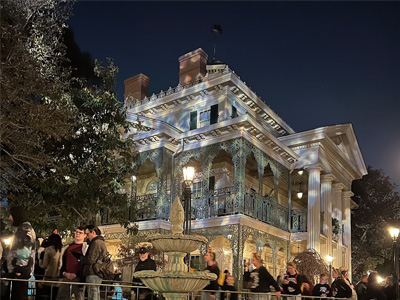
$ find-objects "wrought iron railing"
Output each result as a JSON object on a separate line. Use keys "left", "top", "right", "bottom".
{"left": 102, "top": 188, "right": 308, "bottom": 233}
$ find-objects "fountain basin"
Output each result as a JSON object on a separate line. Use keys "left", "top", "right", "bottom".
{"left": 147, "top": 234, "right": 208, "bottom": 253}
{"left": 134, "top": 270, "right": 217, "bottom": 293}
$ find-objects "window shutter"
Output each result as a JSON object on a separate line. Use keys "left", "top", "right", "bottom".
{"left": 209, "top": 176, "right": 215, "bottom": 191}
{"left": 190, "top": 111, "right": 197, "bottom": 130}
{"left": 210, "top": 104, "right": 218, "bottom": 124}
{"left": 232, "top": 105, "right": 237, "bottom": 118}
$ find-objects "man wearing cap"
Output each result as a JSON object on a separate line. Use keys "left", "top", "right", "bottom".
{"left": 133, "top": 247, "right": 156, "bottom": 300}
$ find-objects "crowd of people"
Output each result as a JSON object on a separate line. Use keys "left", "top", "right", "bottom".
{"left": 0, "top": 207, "right": 156, "bottom": 300}
{"left": 202, "top": 251, "right": 399, "bottom": 300}
{"left": 1, "top": 207, "right": 399, "bottom": 300}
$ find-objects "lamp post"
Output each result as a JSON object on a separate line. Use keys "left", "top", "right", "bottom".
{"left": 327, "top": 255, "right": 334, "bottom": 284}
{"left": 129, "top": 175, "right": 137, "bottom": 220}
{"left": 182, "top": 166, "right": 195, "bottom": 235}
{"left": 389, "top": 227, "right": 399, "bottom": 300}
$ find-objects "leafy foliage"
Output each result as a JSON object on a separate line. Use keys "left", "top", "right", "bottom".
{"left": 351, "top": 166, "right": 400, "bottom": 280}
{"left": 8, "top": 60, "right": 137, "bottom": 232}
{"left": 2, "top": 0, "right": 138, "bottom": 233}
{"left": 0, "top": 0, "right": 74, "bottom": 192}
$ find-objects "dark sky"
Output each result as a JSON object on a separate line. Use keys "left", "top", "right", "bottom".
{"left": 68, "top": 1, "right": 400, "bottom": 189}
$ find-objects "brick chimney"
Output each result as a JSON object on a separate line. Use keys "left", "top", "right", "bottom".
{"left": 178, "top": 48, "right": 208, "bottom": 85}
{"left": 124, "top": 73, "right": 149, "bottom": 100}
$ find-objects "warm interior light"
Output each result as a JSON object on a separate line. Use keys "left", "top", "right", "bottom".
{"left": 297, "top": 191, "right": 303, "bottom": 199}
{"left": 326, "top": 255, "right": 334, "bottom": 263}
{"left": 298, "top": 170, "right": 304, "bottom": 176}
{"left": 4, "top": 237, "right": 12, "bottom": 246}
{"left": 183, "top": 166, "right": 195, "bottom": 183}
{"left": 389, "top": 227, "right": 400, "bottom": 240}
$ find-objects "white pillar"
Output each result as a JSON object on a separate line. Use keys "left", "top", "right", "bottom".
{"left": 305, "top": 164, "right": 323, "bottom": 253}
{"left": 342, "top": 190, "right": 353, "bottom": 276}
{"left": 321, "top": 174, "right": 334, "bottom": 260}
{"left": 332, "top": 183, "right": 345, "bottom": 267}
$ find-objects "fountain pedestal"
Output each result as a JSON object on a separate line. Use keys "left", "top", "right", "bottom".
{"left": 134, "top": 197, "right": 217, "bottom": 300}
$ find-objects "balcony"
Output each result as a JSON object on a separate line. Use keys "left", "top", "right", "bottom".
{"left": 102, "top": 187, "right": 308, "bottom": 233}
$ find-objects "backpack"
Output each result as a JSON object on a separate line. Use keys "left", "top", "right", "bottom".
{"left": 93, "top": 252, "right": 116, "bottom": 280}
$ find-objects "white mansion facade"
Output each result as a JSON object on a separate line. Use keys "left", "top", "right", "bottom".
{"left": 100, "top": 48, "right": 367, "bottom": 285}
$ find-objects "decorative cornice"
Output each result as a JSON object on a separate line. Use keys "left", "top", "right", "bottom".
{"left": 304, "top": 163, "right": 324, "bottom": 172}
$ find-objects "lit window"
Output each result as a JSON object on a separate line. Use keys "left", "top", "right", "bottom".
{"left": 199, "top": 109, "right": 211, "bottom": 127}
{"left": 192, "top": 181, "right": 203, "bottom": 199}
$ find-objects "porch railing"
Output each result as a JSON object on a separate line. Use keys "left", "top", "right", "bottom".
{"left": 101, "top": 188, "right": 308, "bottom": 233}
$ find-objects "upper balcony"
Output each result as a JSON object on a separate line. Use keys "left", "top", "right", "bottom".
{"left": 101, "top": 187, "right": 307, "bottom": 233}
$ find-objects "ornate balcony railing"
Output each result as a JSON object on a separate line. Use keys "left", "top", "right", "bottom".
{"left": 291, "top": 208, "right": 307, "bottom": 232}
{"left": 102, "top": 188, "right": 308, "bottom": 233}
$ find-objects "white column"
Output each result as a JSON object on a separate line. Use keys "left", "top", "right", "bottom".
{"left": 332, "top": 183, "right": 345, "bottom": 267}
{"left": 342, "top": 190, "right": 353, "bottom": 276}
{"left": 321, "top": 175, "right": 334, "bottom": 260}
{"left": 305, "top": 164, "right": 323, "bottom": 253}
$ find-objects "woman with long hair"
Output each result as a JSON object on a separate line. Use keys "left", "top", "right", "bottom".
{"left": 244, "top": 252, "right": 281, "bottom": 300}
{"left": 282, "top": 261, "right": 306, "bottom": 296}
{"left": 38, "top": 233, "right": 63, "bottom": 300}
{"left": 202, "top": 248, "right": 220, "bottom": 300}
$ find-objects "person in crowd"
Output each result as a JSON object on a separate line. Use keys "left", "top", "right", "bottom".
{"left": 82, "top": 225, "right": 107, "bottom": 300}
{"left": 331, "top": 268, "right": 353, "bottom": 298}
{"left": 5, "top": 205, "right": 36, "bottom": 300}
{"left": 355, "top": 274, "right": 368, "bottom": 300}
{"left": 243, "top": 252, "right": 280, "bottom": 300}
{"left": 56, "top": 227, "right": 88, "bottom": 300}
{"left": 220, "top": 275, "right": 238, "bottom": 300}
{"left": 132, "top": 246, "right": 156, "bottom": 300}
{"left": 282, "top": 261, "right": 305, "bottom": 296}
{"left": 365, "top": 272, "right": 386, "bottom": 300}
{"left": 383, "top": 276, "right": 396, "bottom": 300}
{"left": 312, "top": 273, "right": 332, "bottom": 297}
{"left": 219, "top": 269, "right": 230, "bottom": 287}
{"left": 202, "top": 248, "right": 220, "bottom": 300}
{"left": 300, "top": 275, "right": 314, "bottom": 296}
{"left": 37, "top": 233, "right": 63, "bottom": 300}
{"left": 277, "top": 275, "right": 283, "bottom": 289}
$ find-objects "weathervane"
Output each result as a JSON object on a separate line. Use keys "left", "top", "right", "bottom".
{"left": 211, "top": 24, "right": 223, "bottom": 63}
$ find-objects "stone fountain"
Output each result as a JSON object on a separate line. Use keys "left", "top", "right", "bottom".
{"left": 134, "top": 196, "right": 217, "bottom": 300}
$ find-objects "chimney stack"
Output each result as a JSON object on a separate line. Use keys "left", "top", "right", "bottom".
{"left": 178, "top": 48, "right": 208, "bottom": 86}
{"left": 124, "top": 73, "right": 150, "bottom": 100}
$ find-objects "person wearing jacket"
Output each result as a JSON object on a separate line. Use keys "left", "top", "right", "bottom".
{"left": 56, "top": 227, "right": 88, "bottom": 300}
{"left": 202, "top": 249, "right": 220, "bottom": 300}
{"left": 82, "top": 225, "right": 107, "bottom": 300}
{"left": 365, "top": 272, "right": 386, "bottom": 300}
{"left": 282, "top": 262, "right": 305, "bottom": 296}
{"left": 37, "top": 233, "right": 63, "bottom": 300}
{"left": 5, "top": 205, "right": 36, "bottom": 300}
{"left": 244, "top": 252, "right": 280, "bottom": 300}
{"left": 132, "top": 246, "right": 156, "bottom": 300}
{"left": 332, "top": 269, "right": 353, "bottom": 298}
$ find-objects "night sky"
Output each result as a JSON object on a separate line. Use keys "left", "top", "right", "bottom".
{"left": 68, "top": 1, "right": 400, "bottom": 188}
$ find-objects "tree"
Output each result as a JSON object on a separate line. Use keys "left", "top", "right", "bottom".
{"left": 2, "top": 0, "right": 139, "bottom": 232}
{"left": 8, "top": 59, "right": 137, "bottom": 232}
{"left": 351, "top": 165, "right": 400, "bottom": 280}
{"left": 0, "top": 0, "right": 74, "bottom": 193}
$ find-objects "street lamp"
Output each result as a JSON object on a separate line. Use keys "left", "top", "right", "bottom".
{"left": 389, "top": 227, "right": 399, "bottom": 300}
{"left": 182, "top": 166, "right": 195, "bottom": 235}
{"left": 130, "top": 175, "right": 137, "bottom": 220}
{"left": 327, "top": 255, "right": 334, "bottom": 284}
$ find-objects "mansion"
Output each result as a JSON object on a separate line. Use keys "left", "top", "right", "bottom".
{"left": 100, "top": 48, "right": 367, "bottom": 286}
